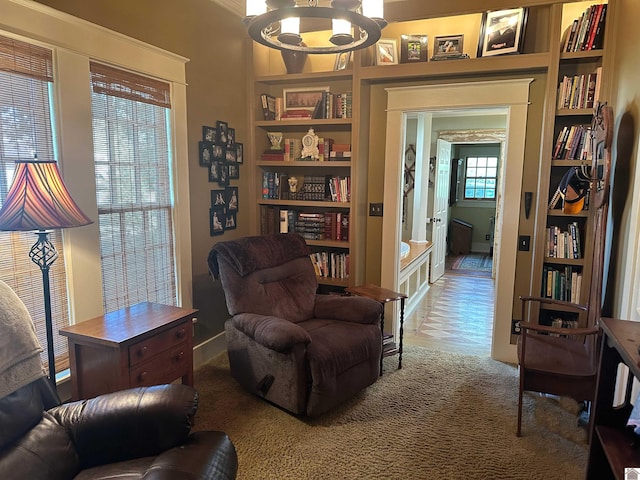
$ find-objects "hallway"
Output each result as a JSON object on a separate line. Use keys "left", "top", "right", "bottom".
{"left": 404, "top": 260, "right": 495, "bottom": 357}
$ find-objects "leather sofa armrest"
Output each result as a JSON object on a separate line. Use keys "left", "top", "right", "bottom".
{"left": 49, "top": 384, "right": 197, "bottom": 469}
{"left": 314, "top": 295, "right": 382, "bottom": 325}
{"left": 232, "top": 313, "right": 311, "bottom": 352}
{"left": 146, "top": 431, "right": 238, "bottom": 480}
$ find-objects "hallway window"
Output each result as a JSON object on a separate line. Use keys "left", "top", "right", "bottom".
{"left": 464, "top": 156, "right": 498, "bottom": 199}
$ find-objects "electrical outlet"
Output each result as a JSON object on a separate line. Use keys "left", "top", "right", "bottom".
{"left": 485, "top": 234, "right": 490, "bottom": 240}
{"left": 518, "top": 235, "right": 530, "bottom": 251}
{"left": 369, "top": 203, "right": 383, "bottom": 217}
{"left": 511, "top": 319, "right": 521, "bottom": 335}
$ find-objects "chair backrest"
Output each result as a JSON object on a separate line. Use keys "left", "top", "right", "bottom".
{"left": 208, "top": 233, "right": 318, "bottom": 322}
{"left": 586, "top": 102, "right": 613, "bottom": 327}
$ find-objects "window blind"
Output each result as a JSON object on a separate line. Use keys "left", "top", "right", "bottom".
{"left": 0, "top": 34, "right": 70, "bottom": 373}
{"left": 90, "top": 62, "right": 177, "bottom": 313}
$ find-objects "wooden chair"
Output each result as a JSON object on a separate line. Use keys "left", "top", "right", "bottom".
{"left": 517, "top": 102, "right": 613, "bottom": 437}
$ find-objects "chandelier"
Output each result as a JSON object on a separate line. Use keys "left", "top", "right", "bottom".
{"left": 245, "top": 0, "right": 387, "bottom": 54}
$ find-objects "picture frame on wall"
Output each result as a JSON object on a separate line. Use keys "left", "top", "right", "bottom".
{"left": 375, "top": 38, "right": 398, "bottom": 65}
{"left": 225, "top": 186, "right": 238, "bottom": 212}
{"left": 225, "top": 147, "right": 237, "bottom": 163}
{"left": 198, "top": 141, "right": 213, "bottom": 166}
{"left": 211, "top": 188, "right": 226, "bottom": 207}
{"left": 210, "top": 207, "right": 226, "bottom": 236}
{"left": 202, "top": 125, "right": 216, "bottom": 142}
{"left": 212, "top": 143, "right": 225, "bottom": 161}
{"left": 216, "top": 120, "right": 229, "bottom": 145}
{"left": 227, "top": 127, "right": 235, "bottom": 148}
{"left": 400, "top": 34, "right": 428, "bottom": 63}
{"left": 224, "top": 212, "right": 237, "bottom": 230}
{"left": 282, "top": 86, "right": 330, "bottom": 113}
{"left": 236, "top": 143, "right": 244, "bottom": 164}
{"left": 334, "top": 51, "right": 351, "bottom": 71}
{"left": 208, "top": 161, "right": 220, "bottom": 183}
{"left": 228, "top": 163, "right": 239, "bottom": 179}
{"left": 432, "top": 34, "right": 465, "bottom": 60}
{"left": 477, "top": 8, "right": 528, "bottom": 57}
{"left": 218, "top": 162, "right": 229, "bottom": 186}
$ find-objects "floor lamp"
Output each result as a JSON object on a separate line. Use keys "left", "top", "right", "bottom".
{"left": 0, "top": 159, "right": 92, "bottom": 391}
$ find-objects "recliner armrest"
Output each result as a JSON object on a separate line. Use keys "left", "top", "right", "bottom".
{"left": 314, "top": 294, "right": 382, "bottom": 325}
{"left": 231, "top": 313, "right": 311, "bottom": 352}
{"left": 49, "top": 384, "right": 197, "bottom": 469}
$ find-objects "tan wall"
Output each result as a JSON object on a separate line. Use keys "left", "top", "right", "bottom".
{"left": 34, "top": 0, "right": 250, "bottom": 343}
{"left": 609, "top": 0, "right": 640, "bottom": 318}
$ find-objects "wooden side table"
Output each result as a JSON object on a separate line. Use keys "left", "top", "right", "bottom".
{"left": 346, "top": 284, "right": 407, "bottom": 375}
{"left": 60, "top": 302, "right": 197, "bottom": 400}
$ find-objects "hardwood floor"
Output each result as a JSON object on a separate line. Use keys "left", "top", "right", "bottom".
{"left": 403, "top": 255, "right": 495, "bottom": 357}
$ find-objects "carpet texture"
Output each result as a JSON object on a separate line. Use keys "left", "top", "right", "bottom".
{"left": 193, "top": 345, "right": 587, "bottom": 479}
{"left": 451, "top": 253, "right": 493, "bottom": 273}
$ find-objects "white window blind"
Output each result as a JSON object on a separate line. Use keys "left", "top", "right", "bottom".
{"left": 90, "top": 62, "right": 177, "bottom": 313}
{"left": 0, "top": 34, "right": 71, "bottom": 372}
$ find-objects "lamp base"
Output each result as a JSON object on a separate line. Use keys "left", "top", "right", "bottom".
{"left": 281, "top": 44, "right": 308, "bottom": 74}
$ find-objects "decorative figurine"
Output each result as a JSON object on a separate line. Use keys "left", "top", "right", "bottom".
{"left": 301, "top": 128, "right": 319, "bottom": 160}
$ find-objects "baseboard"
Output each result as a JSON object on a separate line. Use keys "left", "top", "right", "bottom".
{"left": 193, "top": 332, "right": 227, "bottom": 369}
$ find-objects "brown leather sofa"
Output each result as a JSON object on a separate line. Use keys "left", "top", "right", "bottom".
{"left": 0, "top": 378, "right": 238, "bottom": 480}
{"left": 208, "top": 232, "right": 382, "bottom": 417}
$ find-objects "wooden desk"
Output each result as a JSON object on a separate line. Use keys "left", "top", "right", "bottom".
{"left": 587, "top": 318, "right": 640, "bottom": 479}
{"left": 346, "top": 284, "right": 407, "bottom": 375}
{"left": 60, "top": 302, "right": 197, "bottom": 400}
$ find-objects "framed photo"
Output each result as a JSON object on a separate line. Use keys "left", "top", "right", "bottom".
{"left": 202, "top": 125, "right": 216, "bottom": 142}
{"left": 236, "top": 143, "right": 244, "bottom": 164}
{"left": 212, "top": 143, "right": 225, "bottom": 161}
{"left": 198, "top": 141, "right": 213, "bottom": 166}
{"left": 208, "top": 161, "right": 220, "bottom": 183}
{"left": 225, "top": 186, "right": 238, "bottom": 212}
{"left": 224, "top": 212, "right": 237, "bottom": 230}
{"left": 400, "top": 34, "right": 428, "bottom": 63}
{"left": 210, "top": 207, "right": 226, "bottom": 236}
{"left": 334, "top": 51, "right": 351, "bottom": 71}
{"left": 211, "top": 188, "right": 226, "bottom": 207}
{"left": 282, "top": 86, "right": 330, "bottom": 113}
{"left": 228, "top": 163, "right": 239, "bottom": 180}
{"left": 375, "top": 39, "right": 398, "bottom": 65}
{"left": 218, "top": 161, "right": 229, "bottom": 186}
{"left": 216, "top": 120, "right": 228, "bottom": 145}
{"left": 227, "top": 127, "right": 235, "bottom": 148}
{"left": 433, "top": 34, "right": 464, "bottom": 59}
{"left": 225, "top": 147, "right": 237, "bottom": 163}
{"left": 477, "top": 8, "right": 528, "bottom": 58}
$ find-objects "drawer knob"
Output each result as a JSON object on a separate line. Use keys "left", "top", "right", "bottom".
{"left": 176, "top": 328, "right": 186, "bottom": 339}
{"left": 138, "top": 371, "right": 148, "bottom": 382}
{"left": 175, "top": 351, "right": 184, "bottom": 362}
{"left": 137, "top": 346, "right": 148, "bottom": 357}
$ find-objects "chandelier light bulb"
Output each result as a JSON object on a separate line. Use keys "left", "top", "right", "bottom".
{"left": 278, "top": 16, "right": 302, "bottom": 45}
{"left": 331, "top": 19, "right": 354, "bottom": 46}
{"left": 362, "top": 0, "right": 383, "bottom": 20}
{"left": 246, "top": 0, "right": 267, "bottom": 17}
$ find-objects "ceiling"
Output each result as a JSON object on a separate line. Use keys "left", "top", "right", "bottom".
{"left": 211, "top": 0, "right": 403, "bottom": 18}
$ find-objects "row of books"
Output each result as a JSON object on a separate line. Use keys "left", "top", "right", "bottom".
{"left": 261, "top": 139, "right": 351, "bottom": 162}
{"left": 549, "top": 318, "right": 580, "bottom": 338}
{"left": 557, "top": 67, "right": 601, "bottom": 110}
{"left": 260, "top": 91, "right": 352, "bottom": 121}
{"left": 542, "top": 264, "right": 583, "bottom": 303}
{"left": 279, "top": 210, "right": 349, "bottom": 241}
{"left": 561, "top": 3, "right": 607, "bottom": 53}
{"left": 261, "top": 172, "right": 350, "bottom": 202}
{"left": 545, "top": 222, "right": 582, "bottom": 259}
{"left": 309, "top": 251, "right": 349, "bottom": 279}
{"left": 552, "top": 124, "right": 592, "bottom": 160}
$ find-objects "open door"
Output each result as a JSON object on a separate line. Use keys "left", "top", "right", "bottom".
{"left": 429, "top": 139, "right": 452, "bottom": 282}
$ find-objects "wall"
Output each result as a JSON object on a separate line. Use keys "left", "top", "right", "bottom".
{"left": 34, "top": 0, "right": 250, "bottom": 345}
{"left": 609, "top": 0, "right": 640, "bottom": 320}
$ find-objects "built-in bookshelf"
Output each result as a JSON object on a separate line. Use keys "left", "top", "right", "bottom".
{"left": 534, "top": 1, "right": 611, "bottom": 329}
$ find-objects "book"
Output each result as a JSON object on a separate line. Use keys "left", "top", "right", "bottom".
{"left": 260, "top": 93, "right": 276, "bottom": 120}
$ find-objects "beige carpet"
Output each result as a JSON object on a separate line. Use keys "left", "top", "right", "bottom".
{"left": 193, "top": 345, "right": 587, "bottom": 480}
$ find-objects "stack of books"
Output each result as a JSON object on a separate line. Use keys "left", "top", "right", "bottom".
{"left": 561, "top": 3, "right": 607, "bottom": 53}
{"left": 329, "top": 143, "right": 351, "bottom": 160}
{"left": 557, "top": 67, "right": 601, "bottom": 110}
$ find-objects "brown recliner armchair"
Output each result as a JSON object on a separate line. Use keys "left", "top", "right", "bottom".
{"left": 208, "top": 233, "right": 383, "bottom": 417}
{"left": 0, "top": 280, "right": 238, "bottom": 480}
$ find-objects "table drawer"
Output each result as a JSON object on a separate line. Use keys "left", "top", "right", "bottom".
{"left": 128, "top": 321, "right": 190, "bottom": 367}
{"left": 129, "top": 342, "right": 189, "bottom": 387}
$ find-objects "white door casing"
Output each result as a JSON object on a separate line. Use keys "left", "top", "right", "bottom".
{"left": 381, "top": 79, "right": 533, "bottom": 364}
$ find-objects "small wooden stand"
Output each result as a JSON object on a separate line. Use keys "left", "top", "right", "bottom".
{"left": 346, "top": 284, "right": 407, "bottom": 375}
{"left": 60, "top": 302, "right": 197, "bottom": 400}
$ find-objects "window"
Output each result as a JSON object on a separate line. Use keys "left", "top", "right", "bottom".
{"left": 0, "top": 34, "right": 71, "bottom": 372}
{"left": 90, "top": 62, "right": 177, "bottom": 313}
{"left": 464, "top": 156, "right": 498, "bottom": 199}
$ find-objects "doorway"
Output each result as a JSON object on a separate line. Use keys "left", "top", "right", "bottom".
{"left": 380, "top": 79, "right": 533, "bottom": 364}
